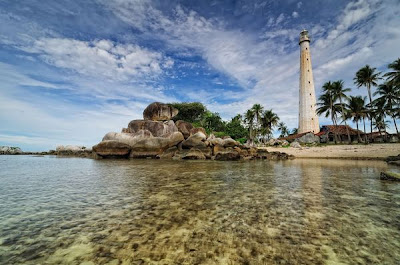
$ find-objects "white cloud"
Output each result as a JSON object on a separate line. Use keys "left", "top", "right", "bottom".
{"left": 297, "top": 2, "right": 303, "bottom": 9}
{"left": 292, "top": 11, "right": 299, "bottom": 18}
{"left": 1, "top": 0, "right": 400, "bottom": 151}
{"left": 275, "top": 13, "right": 285, "bottom": 24}
{"left": 103, "top": 0, "right": 400, "bottom": 134}
{"left": 23, "top": 38, "right": 172, "bottom": 82}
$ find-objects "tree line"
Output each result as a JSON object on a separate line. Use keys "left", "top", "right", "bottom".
{"left": 169, "top": 102, "right": 288, "bottom": 144}
{"left": 170, "top": 58, "right": 399, "bottom": 144}
{"left": 317, "top": 58, "right": 400, "bottom": 143}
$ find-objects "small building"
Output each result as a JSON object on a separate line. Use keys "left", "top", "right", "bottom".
{"left": 366, "top": 132, "right": 399, "bottom": 143}
{"left": 317, "top": 125, "right": 364, "bottom": 143}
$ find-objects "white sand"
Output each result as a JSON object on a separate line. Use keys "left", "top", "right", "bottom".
{"left": 265, "top": 143, "right": 400, "bottom": 160}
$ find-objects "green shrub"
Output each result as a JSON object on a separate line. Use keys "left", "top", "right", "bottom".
{"left": 168, "top": 102, "right": 207, "bottom": 123}
{"left": 213, "top": 131, "right": 228, "bottom": 138}
{"left": 236, "top": 138, "right": 247, "bottom": 144}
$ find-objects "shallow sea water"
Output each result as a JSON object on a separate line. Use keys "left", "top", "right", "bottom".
{"left": 0, "top": 156, "right": 399, "bottom": 265}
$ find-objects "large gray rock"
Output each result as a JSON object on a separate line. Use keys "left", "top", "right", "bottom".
{"left": 207, "top": 135, "right": 224, "bottom": 146}
{"left": 290, "top": 141, "right": 301, "bottom": 148}
{"left": 127, "top": 120, "right": 177, "bottom": 137}
{"left": 129, "top": 132, "right": 184, "bottom": 158}
{"left": 163, "top": 120, "right": 179, "bottom": 136}
{"left": 191, "top": 145, "right": 212, "bottom": 159}
{"left": 143, "top": 102, "right": 178, "bottom": 121}
{"left": 182, "top": 132, "right": 207, "bottom": 149}
{"left": 175, "top": 120, "right": 193, "bottom": 139}
{"left": 297, "top": 133, "right": 320, "bottom": 144}
{"left": 190, "top": 127, "right": 207, "bottom": 137}
{"left": 56, "top": 145, "right": 86, "bottom": 152}
{"left": 102, "top": 131, "right": 152, "bottom": 147}
{"left": 222, "top": 138, "right": 238, "bottom": 147}
{"left": 92, "top": 140, "right": 131, "bottom": 157}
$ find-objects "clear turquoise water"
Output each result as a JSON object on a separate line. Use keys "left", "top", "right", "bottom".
{"left": 0, "top": 156, "right": 399, "bottom": 264}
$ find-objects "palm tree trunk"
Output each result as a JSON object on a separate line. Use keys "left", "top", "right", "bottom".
{"left": 367, "top": 84, "right": 373, "bottom": 142}
{"left": 356, "top": 121, "right": 361, "bottom": 143}
{"left": 339, "top": 97, "right": 352, "bottom": 144}
{"left": 334, "top": 117, "right": 342, "bottom": 143}
{"left": 392, "top": 115, "right": 399, "bottom": 135}
{"left": 331, "top": 113, "right": 338, "bottom": 144}
{"left": 249, "top": 125, "right": 254, "bottom": 146}
{"left": 377, "top": 123, "right": 383, "bottom": 143}
{"left": 363, "top": 117, "right": 368, "bottom": 144}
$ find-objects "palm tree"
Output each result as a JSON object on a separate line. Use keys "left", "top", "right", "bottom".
{"left": 384, "top": 58, "right": 400, "bottom": 87}
{"left": 346, "top": 96, "right": 367, "bottom": 143}
{"left": 370, "top": 99, "right": 387, "bottom": 142}
{"left": 373, "top": 82, "right": 400, "bottom": 135}
{"left": 354, "top": 65, "right": 381, "bottom": 137}
{"left": 317, "top": 81, "right": 341, "bottom": 143}
{"left": 244, "top": 109, "right": 255, "bottom": 145}
{"left": 373, "top": 113, "right": 390, "bottom": 142}
{"left": 261, "top": 109, "right": 279, "bottom": 141}
{"left": 331, "top": 80, "right": 352, "bottom": 143}
{"left": 251, "top": 104, "right": 264, "bottom": 141}
{"left": 277, "top": 122, "right": 289, "bottom": 138}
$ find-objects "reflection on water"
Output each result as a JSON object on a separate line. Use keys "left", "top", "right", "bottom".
{"left": 0, "top": 156, "right": 399, "bottom": 264}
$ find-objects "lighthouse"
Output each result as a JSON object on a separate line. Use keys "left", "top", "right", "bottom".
{"left": 298, "top": 29, "right": 320, "bottom": 134}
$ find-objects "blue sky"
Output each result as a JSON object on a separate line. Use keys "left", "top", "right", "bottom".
{"left": 1, "top": 0, "right": 399, "bottom": 151}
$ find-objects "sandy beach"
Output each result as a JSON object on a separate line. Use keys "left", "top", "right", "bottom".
{"left": 265, "top": 143, "right": 400, "bottom": 160}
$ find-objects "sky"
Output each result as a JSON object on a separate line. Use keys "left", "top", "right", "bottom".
{"left": 0, "top": 0, "right": 399, "bottom": 151}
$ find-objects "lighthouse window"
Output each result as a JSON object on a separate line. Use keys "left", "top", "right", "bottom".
{"left": 308, "top": 81, "right": 311, "bottom": 84}
{"left": 306, "top": 48, "right": 308, "bottom": 50}
{"left": 310, "top": 93, "right": 312, "bottom": 96}
{"left": 307, "top": 58, "right": 309, "bottom": 61}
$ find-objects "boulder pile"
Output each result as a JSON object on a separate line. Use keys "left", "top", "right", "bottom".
{"left": 0, "top": 146, "right": 23, "bottom": 155}
{"left": 56, "top": 145, "right": 93, "bottom": 157}
{"left": 92, "top": 102, "right": 292, "bottom": 161}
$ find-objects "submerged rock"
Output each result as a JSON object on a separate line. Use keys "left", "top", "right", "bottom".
{"left": 214, "top": 148, "right": 240, "bottom": 161}
{"left": 182, "top": 148, "right": 206, "bottom": 160}
{"left": 386, "top": 154, "right": 400, "bottom": 162}
{"left": 380, "top": 171, "right": 400, "bottom": 181}
{"left": 143, "top": 102, "right": 178, "bottom": 121}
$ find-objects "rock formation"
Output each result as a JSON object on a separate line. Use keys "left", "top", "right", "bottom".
{"left": 143, "top": 102, "right": 178, "bottom": 121}
{"left": 92, "top": 102, "right": 291, "bottom": 161}
{"left": 0, "top": 146, "right": 23, "bottom": 155}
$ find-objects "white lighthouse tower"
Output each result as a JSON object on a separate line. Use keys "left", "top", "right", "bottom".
{"left": 298, "top": 29, "right": 320, "bottom": 134}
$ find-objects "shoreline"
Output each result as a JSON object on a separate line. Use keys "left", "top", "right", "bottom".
{"left": 2, "top": 143, "right": 399, "bottom": 162}
{"left": 263, "top": 143, "right": 400, "bottom": 161}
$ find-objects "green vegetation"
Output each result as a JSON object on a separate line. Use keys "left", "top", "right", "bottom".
{"left": 169, "top": 102, "right": 206, "bottom": 123}
{"left": 171, "top": 58, "right": 399, "bottom": 144}
{"left": 168, "top": 102, "right": 281, "bottom": 143}
{"left": 318, "top": 57, "right": 400, "bottom": 144}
